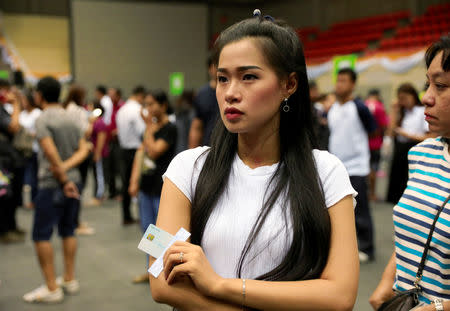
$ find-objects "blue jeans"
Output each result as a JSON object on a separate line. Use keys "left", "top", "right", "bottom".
{"left": 23, "top": 153, "right": 38, "bottom": 200}
{"left": 138, "top": 192, "right": 160, "bottom": 268}
{"left": 138, "top": 192, "right": 160, "bottom": 233}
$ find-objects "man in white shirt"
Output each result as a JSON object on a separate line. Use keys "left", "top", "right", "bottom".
{"left": 95, "top": 85, "right": 113, "bottom": 126}
{"left": 116, "top": 86, "right": 146, "bottom": 225}
{"left": 327, "top": 68, "right": 376, "bottom": 263}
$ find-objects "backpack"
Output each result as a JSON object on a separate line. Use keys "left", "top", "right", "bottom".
{"left": 354, "top": 98, "right": 377, "bottom": 134}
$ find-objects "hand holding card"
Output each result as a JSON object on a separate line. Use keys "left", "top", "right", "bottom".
{"left": 137, "top": 224, "right": 190, "bottom": 278}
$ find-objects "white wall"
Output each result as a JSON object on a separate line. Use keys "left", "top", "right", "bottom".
{"left": 71, "top": 0, "right": 208, "bottom": 97}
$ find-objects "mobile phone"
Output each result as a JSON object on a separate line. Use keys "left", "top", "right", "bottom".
{"left": 142, "top": 108, "right": 149, "bottom": 117}
{"left": 91, "top": 108, "right": 102, "bottom": 118}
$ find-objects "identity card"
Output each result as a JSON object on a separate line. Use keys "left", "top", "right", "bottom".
{"left": 137, "top": 224, "right": 191, "bottom": 278}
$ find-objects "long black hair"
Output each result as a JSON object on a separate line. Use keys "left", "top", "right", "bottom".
{"left": 190, "top": 15, "right": 331, "bottom": 281}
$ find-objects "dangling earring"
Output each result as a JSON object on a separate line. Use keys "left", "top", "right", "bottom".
{"left": 282, "top": 98, "right": 290, "bottom": 112}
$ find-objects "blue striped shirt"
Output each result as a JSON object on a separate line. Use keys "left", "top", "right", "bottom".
{"left": 393, "top": 137, "right": 450, "bottom": 303}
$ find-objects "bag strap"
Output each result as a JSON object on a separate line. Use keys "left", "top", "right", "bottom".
{"left": 414, "top": 193, "right": 450, "bottom": 289}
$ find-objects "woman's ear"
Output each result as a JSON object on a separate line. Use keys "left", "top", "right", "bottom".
{"left": 284, "top": 72, "right": 298, "bottom": 98}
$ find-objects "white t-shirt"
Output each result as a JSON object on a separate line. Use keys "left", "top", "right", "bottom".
{"left": 19, "top": 108, "right": 41, "bottom": 152}
{"left": 116, "top": 99, "right": 145, "bottom": 149}
{"left": 397, "top": 106, "right": 428, "bottom": 143}
{"left": 163, "top": 147, "right": 357, "bottom": 279}
{"left": 100, "top": 95, "right": 113, "bottom": 126}
{"left": 328, "top": 100, "right": 370, "bottom": 176}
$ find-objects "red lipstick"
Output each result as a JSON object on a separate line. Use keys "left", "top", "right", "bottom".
{"left": 224, "top": 107, "right": 243, "bottom": 121}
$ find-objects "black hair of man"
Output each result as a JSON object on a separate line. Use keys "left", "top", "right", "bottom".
{"left": 96, "top": 85, "right": 107, "bottom": 95}
{"left": 368, "top": 89, "right": 380, "bottom": 97}
{"left": 93, "top": 99, "right": 105, "bottom": 114}
{"left": 308, "top": 80, "right": 317, "bottom": 89}
{"left": 13, "top": 70, "right": 24, "bottom": 87}
{"left": 337, "top": 67, "right": 357, "bottom": 83}
{"left": 132, "top": 86, "right": 146, "bottom": 96}
{"left": 0, "top": 78, "right": 10, "bottom": 88}
{"left": 37, "top": 76, "right": 61, "bottom": 103}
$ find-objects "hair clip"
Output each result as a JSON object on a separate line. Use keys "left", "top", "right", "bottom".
{"left": 264, "top": 15, "right": 275, "bottom": 22}
{"left": 253, "top": 9, "right": 261, "bottom": 17}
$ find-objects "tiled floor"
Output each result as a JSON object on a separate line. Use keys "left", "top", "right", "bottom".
{"left": 1, "top": 181, "right": 395, "bottom": 311}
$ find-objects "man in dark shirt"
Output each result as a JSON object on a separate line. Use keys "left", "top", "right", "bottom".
{"left": 188, "top": 57, "right": 219, "bottom": 148}
{"left": 0, "top": 87, "right": 24, "bottom": 243}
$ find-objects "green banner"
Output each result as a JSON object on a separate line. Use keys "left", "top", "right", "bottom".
{"left": 169, "top": 72, "right": 184, "bottom": 96}
{"left": 0, "top": 70, "right": 9, "bottom": 80}
{"left": 333, "top": 54, "right": 357, "bottom": 83}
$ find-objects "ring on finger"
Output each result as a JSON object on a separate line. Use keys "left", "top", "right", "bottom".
{"left": 179, "top": 252, "right": 184, "bottom": 263}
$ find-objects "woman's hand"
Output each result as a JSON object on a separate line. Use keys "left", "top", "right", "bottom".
{"left": 369, "top": 282, "right": 395, "bottom": 310}
{"left": 394, "top": 127, "right": 408, "bottom": 137}
{"left": 163, "top": 241, "right": 224, "bottom": 298}
{"left": 128, "top": 179, "right": 139, "bottom": 197}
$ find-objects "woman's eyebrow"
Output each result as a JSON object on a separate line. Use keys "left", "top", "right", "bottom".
{"left": 217, "top": 65, "right": 263, "bottom": 73}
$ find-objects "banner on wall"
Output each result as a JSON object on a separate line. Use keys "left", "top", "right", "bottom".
{"left": 332, "top": 54, "right": 357, "bottom": 83}
{"left": 307, "top": 49, "right": 426, "bottom": 81}
{"left": 169, "top": 72, "right": 184, "bottom": 96}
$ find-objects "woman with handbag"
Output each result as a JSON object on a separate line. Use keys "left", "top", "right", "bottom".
{"left": 369, "top": 35, "right": 450, "bottom": 311}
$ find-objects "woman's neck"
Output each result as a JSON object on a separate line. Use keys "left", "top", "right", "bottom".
{"left": 237, "top": 126, "right": 280, "bottom": 169}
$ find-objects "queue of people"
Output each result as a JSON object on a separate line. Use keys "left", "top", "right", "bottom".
{"left": 0, "top": 10, "right": 449, "bottom": 311}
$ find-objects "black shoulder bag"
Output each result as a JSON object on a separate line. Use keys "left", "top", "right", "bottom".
{"left": 378, "top": 194, "right": 450, "bottom": 311}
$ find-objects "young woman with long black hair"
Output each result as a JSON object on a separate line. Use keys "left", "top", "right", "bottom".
{"left": 386, "top": 83, "right": 433, "bottom": 204}
{"left": 149, "top": 11, "right": 359, "bottom": 310}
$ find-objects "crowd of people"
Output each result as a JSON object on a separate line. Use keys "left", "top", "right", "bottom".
{"left": 0, "top": 9, "right": 449, "bottom": 311}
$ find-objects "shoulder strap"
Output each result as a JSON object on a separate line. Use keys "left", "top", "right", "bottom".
{"left": 354, "top": 99, "right": 377, "bottom": 134}
{"left": 414, "top": 193, "right": 450, "bottom": 288}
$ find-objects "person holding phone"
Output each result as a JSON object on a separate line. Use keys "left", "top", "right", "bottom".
{"left": 129, "top": 90, "right": 177, "bottom": 283}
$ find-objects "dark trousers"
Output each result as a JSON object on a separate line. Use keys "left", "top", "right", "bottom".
{"left": 0, "top": 166, "right": 24, "bottom": 234}
{"left": 0, "top": 195, "right": 15, "bottom": 234}
{"left": 105, "top": 140, "right": 121, "bottom": 198}
{"left": 79, "top": 155, "right": 91, "bottom": 191}
{"left": 386, "top": 140, "right": 417, "bottom": 204}
{"left": 120, "top": 148, "right": 137, "bottom": 222}
{"left": 350, "top": 175, "right": 375, "bottom": 258}
{"left": 75, "top": 155, "right": 91, "bottom": 228}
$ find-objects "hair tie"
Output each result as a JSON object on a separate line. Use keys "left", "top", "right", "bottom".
{"left": 253, "top": 9, "right": 274, "bottom": 22}
{"left": 253, "top": 9, "right": 261, "bottom": 17}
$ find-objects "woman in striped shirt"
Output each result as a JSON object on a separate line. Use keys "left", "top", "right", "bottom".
{"left": 370, "top": 35, "right": 450, "bottom": 311}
